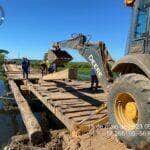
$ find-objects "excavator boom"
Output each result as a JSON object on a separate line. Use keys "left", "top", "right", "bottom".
{"left": 57, "top": 34, "right": 114, "bottom": 92}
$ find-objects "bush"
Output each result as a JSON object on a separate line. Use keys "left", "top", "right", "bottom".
{"left": 0, "top": 54, "right": 4, "bottom": 66}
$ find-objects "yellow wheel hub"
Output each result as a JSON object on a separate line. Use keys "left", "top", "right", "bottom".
{"left": 115, "top": 93, "right": 138, "bottom": 131}
{"left": 125, "top": 102, "right": 137, "bottom": 120}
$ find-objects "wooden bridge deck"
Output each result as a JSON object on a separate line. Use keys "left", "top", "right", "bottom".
{"left": 4, "top": 64, "right": 108, "bottom": 138}
{"left": 25, "top": 80, "right": 107, "bottom": 131}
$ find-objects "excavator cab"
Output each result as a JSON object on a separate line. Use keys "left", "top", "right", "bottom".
{"left": 112, "top": 0, "right": 150, "bottom": 77}
{"left": 107, "top": 1, "right": 150, "bottom": 149}
{"left": 127, "top": 0, "right": 150, "bottom": 54}
{"left": 52, "top": 0, "right": 150, "bottom": 149}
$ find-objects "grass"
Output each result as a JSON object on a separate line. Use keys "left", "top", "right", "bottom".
{"left": 59, "top": 62, "right": 91, "bottom": 81}
{"left": 78, "top": 68, "right": 90, "bottom": 81}
{"left": 0, "top": 54, "right": 6, "bottom": 81}
{"left": 7, "top": 59, "right": 119, "bottom": 81}
{"left": 9, "top": 59, "right": 91, "bottom": 80}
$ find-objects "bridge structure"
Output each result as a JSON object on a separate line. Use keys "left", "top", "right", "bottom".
{"left": 4, "top": 63, "right": 108, "bottom": 144}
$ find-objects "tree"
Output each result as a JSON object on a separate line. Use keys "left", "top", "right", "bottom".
{"left": 0, "top": 49, "right": 9, "bottom": 54}
{"left": 0, "top": 53, "right": 4, "bottom": 66}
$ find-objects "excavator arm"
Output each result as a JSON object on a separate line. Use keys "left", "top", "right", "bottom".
{"left": 56, "top": 34, "right": 114, "bottom": 92}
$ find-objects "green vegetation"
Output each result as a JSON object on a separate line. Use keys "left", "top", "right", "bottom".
{"left": 30, "top": 60, "right": 43, "bottom": 69}
{"left": 11, "top": 59, "right": 91, "bottom": 80}
{"left": 9, "top": 59, "right": 118, "bottom": 81}
{"left": 64, "top": 62, "right": 91, "bottom": 80}
{"left": 0, "top": 53, "right": 4, "bottom": 66}
{"left": 0, "top": 49, "right": 9, "bottom": 54}
{"left": 0, "top": 53, "right": 6, "bottom": 80}
{"left": 11, "top": 59, "right": 42, "bottom": 69}
{"left": 30, "top": 60, "right": 91, "bottom": 80}
{"left": 65, "top": 62, "right": 90, "bottom": 69}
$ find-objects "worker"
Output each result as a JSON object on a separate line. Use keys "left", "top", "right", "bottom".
{"left": 90, "top": 67, "right": 99, "bottom": 91}
{"left": 40, "top": 62, "right": 47, "bottom": 76}
{"left": 53, "top": 42, "right": 61, "bottom": 51}
{"left": 26, "top": 58, "right": 30, "bottom": 74}
{"left": 22, "top": 57, "right": 30, "bottom": 79}
{"left": 52, "top": 62, "right": 56, "bottom": 71}
{"left": 48, "top": 62, "right": 56, "bottom": 73}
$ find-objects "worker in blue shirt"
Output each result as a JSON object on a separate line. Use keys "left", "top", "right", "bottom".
{"left": 22, "top": 57, "right": 30, "bottom": 79}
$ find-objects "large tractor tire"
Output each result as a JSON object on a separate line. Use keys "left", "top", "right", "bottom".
{"left": 108, "top": 73, "right": 150, "bottom": 149}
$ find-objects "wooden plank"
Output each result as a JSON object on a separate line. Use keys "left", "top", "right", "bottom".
{"left": 25, "top": 81, "right": 76, "bottom": 131}
{"left": 51, "top": 100, "right": 84, "bottom": 106}
{"left": 43, "top": 69, "right": 77, "bottom": 81}
{"left": 65, "top": 109, "right": 107, "bottom": 119}
{"left": 49, "top": 89, "right": 59, "bottom": 92}
{"left": 5, "top": 64, "right": 109, "bottom": 134}
{"left": 8, "top": 71, "right": 22, "bottom": 74}
{"left": 43, "top": 87, "right": 58, "bottom": 91}
{"left": 60, "top": 106, "right": 96, "bottom": 114}
{"left": 53, "top": 80, "right": 106, "bottom": 104}
{"left": 73, "top": 114, "right": 103, "bottom": 122}
{"left": 46, "top": 92, "right": 78, "bottom": 100}
{"left": 61, "top": 103, "right": 92, "bottom": 108}
{"left": 66, "top": 110, "right": 95, "bottom": 119}
{"left": 43, "top": 69, "right": 69, "bottom": 80}
{"left": 9, "top": 80, "right": 43, "bottom": 144}
{"left": 50, "top": 98, "right": 82, "bottom": 101}
{"left": 3, "top": 64, "right": 8, "bottom": 72}
{"left": 40, "top": 83, "right": 57, "bottom": 86}
{"left": 54, "top": 103, "right": 92, "bottom": 110}
{"left": 83, "top": 114, "right": 108, "bottom": 125}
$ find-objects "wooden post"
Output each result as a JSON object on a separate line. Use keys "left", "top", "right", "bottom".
{"left": 69, "top": 68, "right": 77, "bottom": 80}
{"left": 43, "top": 68, "right": 77, "bottom": 81}
{"left": 9, "top": 80, "right": 43, "bottom": 144}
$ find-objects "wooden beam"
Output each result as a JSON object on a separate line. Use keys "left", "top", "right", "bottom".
{"left": 44, "top": 92, "right": 78, "bottom": 100}
{"left": 25, "top": 81, "right": 76, "bottom": 131}
{"left": 61, "top": 106, "right": 96, "bottom": 114}
{"left": 43, "top": 69, "right": 69, "bottom": 80}
{"left": 43, "top": 68, "right": 77, "bottom": 80}
{"left": 9, "top": 80, "right": 43, "bottom": 144}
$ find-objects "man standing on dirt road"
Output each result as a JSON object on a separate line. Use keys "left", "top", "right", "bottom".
{"left": 22, "top": 57, "right": 30, "bottom": 79}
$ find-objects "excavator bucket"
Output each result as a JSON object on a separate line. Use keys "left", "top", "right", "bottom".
{"left": 45, "top": 49, "right": 73, "bottom": 66}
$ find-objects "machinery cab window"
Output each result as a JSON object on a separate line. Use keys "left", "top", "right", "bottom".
{"left": 127, "top": 0, "right": 150, "bottom": 54}
{"left": 134, "top": 8, "right": 149, "bottom": 38}
{"left": 134, "top": 0, "right": 150, "bottom": 39}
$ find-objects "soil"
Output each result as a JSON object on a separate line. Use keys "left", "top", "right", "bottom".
{"left": 5, "top": 127, "right": 129, "bottom": 150}
{"left": 61, "top": 127, "right": 128, "bottom": 150}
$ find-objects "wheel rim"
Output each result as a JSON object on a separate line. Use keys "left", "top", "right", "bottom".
{"left": 114, "top": 93, "right": 138, "bottom": 131}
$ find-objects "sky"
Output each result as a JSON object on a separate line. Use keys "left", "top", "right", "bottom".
{"left": 0, "top": 0, "right": 131, "bottom": 61}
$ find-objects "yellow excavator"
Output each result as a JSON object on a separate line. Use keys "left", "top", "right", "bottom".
{"left": 56, "top": 0, "right": 150, "bottom": 149}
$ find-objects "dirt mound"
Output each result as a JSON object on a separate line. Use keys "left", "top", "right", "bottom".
{"left": 61, "top": 127, "right": 128, "bottom": 150}
{"left": 6, "top": 128, "right": 128, "bottom": 150}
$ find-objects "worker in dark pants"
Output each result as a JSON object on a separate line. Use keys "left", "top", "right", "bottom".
{"left": 91, "top": 67, "right": 99, "bottom": 91}
{"left": 22, "top": 57, "right": 30, "bottom": 79}
{"left": 48, "top": 62, "right": 56, "bottom": 73}
{"left": 40, "top": 62, "right": 47, "bottom": 76}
